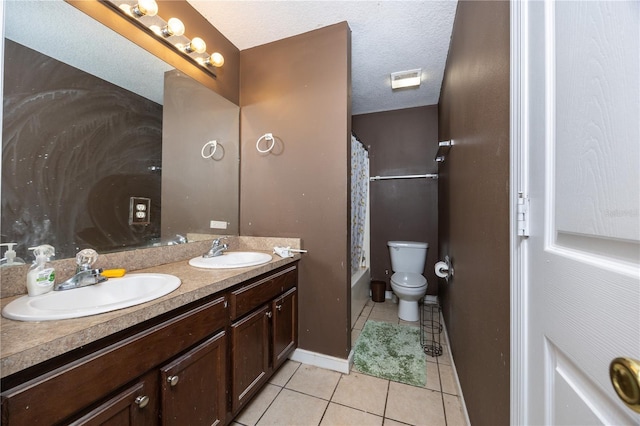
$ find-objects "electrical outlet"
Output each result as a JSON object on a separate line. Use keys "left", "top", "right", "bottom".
{"left": 129, "top": 197, "right": 151, "bottom": 225}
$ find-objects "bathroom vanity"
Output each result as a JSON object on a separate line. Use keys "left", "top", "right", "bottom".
{"left": 0, "top": 254, "right": 298, "bottom": 425}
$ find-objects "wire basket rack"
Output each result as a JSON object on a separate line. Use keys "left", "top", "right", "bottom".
{"left": 420, "top": 296, "right": 443, "bottom": 357}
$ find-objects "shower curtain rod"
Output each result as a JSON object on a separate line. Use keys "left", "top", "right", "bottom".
{"left": 370, "top": 173, "right": 438, "bottom": 181}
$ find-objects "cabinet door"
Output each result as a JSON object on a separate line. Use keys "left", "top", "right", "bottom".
{"left": 231, "top": 305, "right": 270, "bottom": 413}
{"left": 69, "top": 372, "right": 158, "bottom": 426}
{"left": 159, "top": 330, "right": 226, "bottom": 426}
{"left": 272, "top": 287, "right": 297, "bottom": 370}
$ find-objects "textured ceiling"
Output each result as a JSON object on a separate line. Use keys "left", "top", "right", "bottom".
{"left": 188, "top": 1, "right": 458, "bottom": 115}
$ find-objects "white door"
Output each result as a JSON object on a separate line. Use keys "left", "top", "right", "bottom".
{"left": 517, "top": 0, "right": 640, "bottom": 424}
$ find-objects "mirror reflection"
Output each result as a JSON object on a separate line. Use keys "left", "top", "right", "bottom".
{"left": 1, "top": 0, "right": 239, "bottom": 261}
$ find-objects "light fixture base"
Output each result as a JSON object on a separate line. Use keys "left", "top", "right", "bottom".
{"left": 391, "top": 69, "right": 422, "bottom": 89}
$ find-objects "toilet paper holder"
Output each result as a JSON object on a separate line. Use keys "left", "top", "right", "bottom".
{"left": 435, "top": 256, "right": 454, "bottom": 282}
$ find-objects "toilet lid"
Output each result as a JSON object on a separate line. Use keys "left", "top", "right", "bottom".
{"left": 391, "top": 272, "right": 427, "bottom": 288}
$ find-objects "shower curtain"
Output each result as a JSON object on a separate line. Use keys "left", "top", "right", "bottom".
{"left": 351, "top": 134, "right": 369, "bottom": 275}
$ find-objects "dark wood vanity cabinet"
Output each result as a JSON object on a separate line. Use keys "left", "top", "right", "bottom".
{"left": 230, "top": 304, "right": 271, "bottom": 413}
{"left": 229, "top": 266, "right": 298, "bottom": 414}
{"left": 0, "top": 262, "right": 298, "bottom": 426}
{"left": 159, "top": 330, "right": 227, "bottom": 426}
{"left": 272, "top": 287, "right": 297, "bottom": 370}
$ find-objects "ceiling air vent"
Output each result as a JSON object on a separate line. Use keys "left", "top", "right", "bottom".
{"left": 390, "top": 69, "right": 422, "bottom": 89}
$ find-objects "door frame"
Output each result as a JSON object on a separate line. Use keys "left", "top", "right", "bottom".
{"left": 510, "top": 0, "right": 529, "bottom": 424}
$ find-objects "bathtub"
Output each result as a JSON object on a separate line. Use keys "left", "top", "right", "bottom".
{"left": 351, "top": 267, "right": 371, "bottom": 328}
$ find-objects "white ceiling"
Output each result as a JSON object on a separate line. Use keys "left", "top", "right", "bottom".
{"left": 188, "top": 1, "right": 458, "bottom": 115}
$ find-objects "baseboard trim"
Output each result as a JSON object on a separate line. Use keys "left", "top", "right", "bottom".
{"left": 289, "top": 348, "right": 351, "bottom": 374}
{"left": 442, "top": 319, "right": 472, "bottom": 426}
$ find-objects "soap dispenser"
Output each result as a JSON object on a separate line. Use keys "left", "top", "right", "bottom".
{"left": 26, "top": 244, "right": 56, "bottom": 296}
{"left": 0, "top": 243, "right": 26, "bottom": 267}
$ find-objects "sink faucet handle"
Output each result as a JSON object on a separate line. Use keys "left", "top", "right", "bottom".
{"left": 212, "top": 237, "right": 228, "bottom": 247}
{"left": 76, "top": 249, "right": 99, "bottom": 271}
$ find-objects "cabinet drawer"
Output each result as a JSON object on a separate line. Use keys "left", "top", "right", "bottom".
{"left": 229, "top": 266, "right": 297, "bottom": 320}
{"left": 0, "top": 296, "right": 227, "bottom": 425}
{"left": 69, "top": 371, "right": 158, "bottom": 426}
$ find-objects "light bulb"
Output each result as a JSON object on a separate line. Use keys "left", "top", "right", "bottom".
{"left": 162, "top": 18, "right": 185, "bottom": 37}
{"left": 208, "top": 52, "right": 224, "bottom": 67}
{"left": 119, "top": 4, "right": 133, "bottom": 16}
{"left": 186, "top": 37, "right": 206, "bottom": 54}
{"left": 133, "top": 0, "right": 158, "bottom": 17}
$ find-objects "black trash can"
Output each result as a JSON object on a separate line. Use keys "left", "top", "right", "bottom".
{"left": 370, "top": 280, "right": 386, "bottom": 303}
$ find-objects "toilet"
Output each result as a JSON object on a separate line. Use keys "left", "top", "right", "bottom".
{"left": 387, "top": 241, "right": 428, "bottom": 321}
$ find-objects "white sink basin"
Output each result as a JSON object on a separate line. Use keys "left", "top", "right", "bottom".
{"left": 2, "top": 273, "right": 181, "bottom": 322}
{"left": 189, "top": 252, "right": 272, "bottom": 269}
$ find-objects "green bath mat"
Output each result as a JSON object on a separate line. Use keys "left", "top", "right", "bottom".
{"left": 353, "top": 320, "right": 426, "bottom": 387}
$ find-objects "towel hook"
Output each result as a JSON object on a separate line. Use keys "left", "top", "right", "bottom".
{"left": 201, "top": 140, "right": 218, "bottom": 159}
{"left": 256, "top": 133, "right": 275, "bottom": 153}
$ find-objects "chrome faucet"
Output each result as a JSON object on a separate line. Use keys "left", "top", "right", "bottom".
{"left": 168, "top": 234, "right": 187, "bottom": 245}
{"left": 54, "top": 249, "right": 108, "bottom": 291}
{"left": 203, "top": 237, "right": 228, "bottom": 258}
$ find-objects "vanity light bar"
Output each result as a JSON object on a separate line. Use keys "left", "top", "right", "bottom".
{"left": 103, "top": 0, "right": 224, "bottom": 77}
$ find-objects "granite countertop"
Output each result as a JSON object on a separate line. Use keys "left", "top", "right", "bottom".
{"left": 0, "top": 252, "right": 299, "bottom": 379}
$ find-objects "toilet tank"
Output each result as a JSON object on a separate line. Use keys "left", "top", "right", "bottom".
{"left": 387, "top": 241, "right": 428, "bottom": 273}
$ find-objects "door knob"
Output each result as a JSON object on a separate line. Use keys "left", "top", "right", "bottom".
{"left": 609, "top": 357, "right": 640, "bottom": 413}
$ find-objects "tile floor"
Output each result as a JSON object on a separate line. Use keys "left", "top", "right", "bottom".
{"left": 231, "top": 298, "right": 468, "bottom": 426}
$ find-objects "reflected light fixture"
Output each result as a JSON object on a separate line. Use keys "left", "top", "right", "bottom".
{"left": 390, "top": 69, "right": 422, "bottom": 89}
{"left": 132, "top": 0, "right": 158, "bottom": 17}
{"left": 161, "top": 18, "right": 185, "bottom": 37}
{"left": 104, "top": 0, "right": 224, "bottom": 77}
{"left": 184, "top": 37, "right": 206, "bottom": 54}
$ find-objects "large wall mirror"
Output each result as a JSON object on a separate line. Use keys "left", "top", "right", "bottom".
{"left": 1, "top": 0, "right": 239, "bottom": 261}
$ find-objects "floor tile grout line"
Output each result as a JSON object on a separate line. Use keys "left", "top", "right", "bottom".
{"left": 249, "top": 362, "right": 301, "bottom": 426}
{"left": 250, "top": 383, "right": 284, "bottom": 426}
{"left": 324, "top": 398, "right": 386, "bottom": 422}
{"left": 441, "top": 388, "right": 450, "bottom": 426}
{"left": 382, "top": 377, "right": 391, "bottom": 423}
{"left": 317, "top": 368, "right": 344, "bottom": 425}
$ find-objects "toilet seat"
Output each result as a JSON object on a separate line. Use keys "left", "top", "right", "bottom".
{"left": 390, "top": 272, "right": 427, "bottom": 288}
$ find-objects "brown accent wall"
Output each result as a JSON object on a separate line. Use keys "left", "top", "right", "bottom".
{"left": 438, "top": 1, "right": 511, "bottom": 425}
{"left": 162, "top": 70, "right": 240, "bottom": 239}
{"left": 239, "top": 23, "right": 352, "bottom": 358}
{"left": 352, "top": 106, "right": 439, "bottom": 295}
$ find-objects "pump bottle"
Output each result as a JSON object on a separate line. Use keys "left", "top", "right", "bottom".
{"left": 26, "top": 245, "right": 56, "bottom": 296}
{"left": 0, "top": 243, "right": 26, "bottom": 267}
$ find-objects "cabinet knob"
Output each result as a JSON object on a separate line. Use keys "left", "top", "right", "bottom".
{"left": 266, "top": 311, "right": 273, "bottom": 318}
{"left": 167, "top": 375, "right": 180, "bottom": 386}
{"left": 135, "top": 395, "right": 150, "bottom": 409}
{"left": 276, "top": 304, "right": 282, "bottom": 311}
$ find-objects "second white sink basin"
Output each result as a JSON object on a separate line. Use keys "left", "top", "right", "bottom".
{"left": 2, "top": 273, "right": 181, "bottom": 322}
{"left": 189, "top": 252, "right": 272, "bottom": 269}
